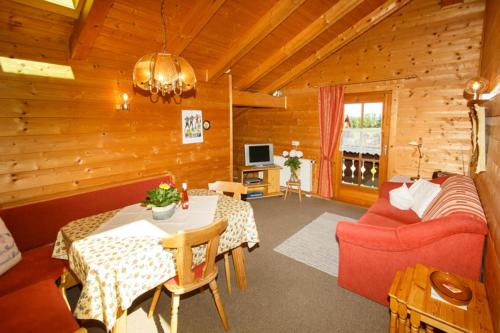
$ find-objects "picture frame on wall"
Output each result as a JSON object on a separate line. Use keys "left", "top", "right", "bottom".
{"left": 181, "top": 110, "right": 203, "bottom": 144}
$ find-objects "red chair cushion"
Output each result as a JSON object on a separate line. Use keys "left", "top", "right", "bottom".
{"left": 0, "top": 279, "right": 79, "bottom": 333}
{"left": 357, "top": 212, "right": 407, "bottom": 228}
{"left": 166, "top": 263, "right": 205, "bottom": 286}
{"left": 0, "top": 244, "right": 66, "bottom": 297}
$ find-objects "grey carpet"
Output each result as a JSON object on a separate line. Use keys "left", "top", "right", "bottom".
{"left": 68, "top": 195, "right": 390, "bottom": 333}
{"left": 274, "top": 212, "right": 356, "bottom": 277}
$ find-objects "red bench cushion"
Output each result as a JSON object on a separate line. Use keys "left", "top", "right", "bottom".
{"left": 0, "top": 176, "right": 170, "bottom": 252}
{"left": 0, "top": 279, "right": 79, "bottom": 333}
{"left": 0, "top": 244, "right": 66, "bottom": 297}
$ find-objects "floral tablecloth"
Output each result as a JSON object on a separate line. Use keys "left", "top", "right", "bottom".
{"left": 52, "top": 189, "right": 259, "bottom": 331}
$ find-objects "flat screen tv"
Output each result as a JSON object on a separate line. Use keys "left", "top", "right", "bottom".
{"left": 244, "top": 143, "right": 274, "bottom": 166}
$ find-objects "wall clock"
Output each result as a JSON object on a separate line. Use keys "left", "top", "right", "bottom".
{"left": 203, "top": 120, "right": 211, "bottom": 130}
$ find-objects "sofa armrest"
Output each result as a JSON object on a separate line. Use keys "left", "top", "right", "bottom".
{"left": 336, "top": 213, "right": 487, "bottom": 252}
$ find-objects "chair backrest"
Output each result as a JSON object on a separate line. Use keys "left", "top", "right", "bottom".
{"left": 208, "top": 181, "right": 248, "bottom": 200}
{"left": 161, "top": 219, "right": 228, "bottom": 286}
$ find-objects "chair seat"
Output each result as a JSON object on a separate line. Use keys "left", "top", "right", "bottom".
{"left": 0, "top": 279, "right": 80, "bottom": 333}
{"left": 0, "top": 244, "right": 66, "bottom": 297}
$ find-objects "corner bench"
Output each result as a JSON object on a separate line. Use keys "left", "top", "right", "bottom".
{"left": 0, "top": 174, "right": 172, "bottom": 332}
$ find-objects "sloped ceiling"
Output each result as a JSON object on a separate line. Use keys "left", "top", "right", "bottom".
{"left": 2, "top": 0, "right": 409, "bottom": 92}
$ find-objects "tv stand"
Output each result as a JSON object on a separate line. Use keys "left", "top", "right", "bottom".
{"left": 239, "top": 165, "right": 282, "bottom": 199}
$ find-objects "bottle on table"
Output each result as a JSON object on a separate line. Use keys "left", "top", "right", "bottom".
{"left": 181, "top": 182, "right": 189, "bottom": 209}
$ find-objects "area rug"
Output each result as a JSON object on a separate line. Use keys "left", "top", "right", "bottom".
{"left": 274, "top": 212, "right": 356, "bottom": 277}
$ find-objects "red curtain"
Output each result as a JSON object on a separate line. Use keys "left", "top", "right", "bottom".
{"left": 318, "top": 85, "right": 344, "bottom": 198}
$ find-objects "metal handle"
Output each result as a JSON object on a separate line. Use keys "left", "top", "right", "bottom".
{"left": 383, "top": 144, "right": 388, "bottom": 155}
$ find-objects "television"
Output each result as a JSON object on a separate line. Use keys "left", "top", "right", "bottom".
{"left": 244, "top": 143, "right": 274, "bottom": 166}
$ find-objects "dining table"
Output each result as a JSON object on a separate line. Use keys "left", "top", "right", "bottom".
{"left": 52, "top": 189, "right": 260, "bottom": 333}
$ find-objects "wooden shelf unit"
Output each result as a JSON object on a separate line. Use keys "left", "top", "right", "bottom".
{"left": 239, "top": 165, "right": 282, "bottom": 199}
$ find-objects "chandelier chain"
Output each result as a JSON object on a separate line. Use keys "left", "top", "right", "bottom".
{"left": 160, "top": 0, "right": 167, "bottom": 52}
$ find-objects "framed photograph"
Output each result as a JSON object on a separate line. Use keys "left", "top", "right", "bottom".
{"left": 182, "top": 110, "right": 203, "bottom": 144}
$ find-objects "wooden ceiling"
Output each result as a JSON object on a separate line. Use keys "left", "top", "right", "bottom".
{"left": 1, "top": 0, "right": 414, "bottom": 93}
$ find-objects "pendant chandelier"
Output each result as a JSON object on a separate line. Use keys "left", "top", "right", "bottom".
{"left": 132, "top": 0, "right": 196, "bottom": 96}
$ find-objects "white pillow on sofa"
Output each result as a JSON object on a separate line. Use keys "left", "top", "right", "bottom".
{"left": 408, "top": 179, "right": 441, "bottom": 218}
{"left": 389, "top": 183, "right": 414, "bottom": 210}
{"left": 0, "top": 217, "right": 22, "bottom": 276}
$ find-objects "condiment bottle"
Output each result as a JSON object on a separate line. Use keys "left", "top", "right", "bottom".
{"left": 181, "top": 182, "right": 189, "bottom": 209}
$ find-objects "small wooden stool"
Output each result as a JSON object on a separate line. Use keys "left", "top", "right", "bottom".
{"left": 284, "top": 180, "right": 302, "bottom": 201}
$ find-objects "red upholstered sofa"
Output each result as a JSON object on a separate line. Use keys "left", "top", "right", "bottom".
{"left": 0, "top": 175, "right": 170, "bottom": 332}
{"left": 336, "top": 175, "right": 488, "bottom": 305}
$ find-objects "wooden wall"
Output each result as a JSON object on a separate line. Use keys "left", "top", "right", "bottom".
{"left": 0, "top": 1, "right": 230, "bottom": 208}
{"left": 477, "top": 0, "right": 500, "bottom": 330}
{"left": 234, "top": 0, "right": 484, "bottom": 192}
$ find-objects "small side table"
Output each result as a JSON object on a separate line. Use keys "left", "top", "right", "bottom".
{"left": 284, "top": 180, "right": 302, "bottom": 201}
{"left": 388, "top": 267, "right": 414, "bottom": 333}
{"left": 388, "top": 264, "right": 494, "bottom": 333}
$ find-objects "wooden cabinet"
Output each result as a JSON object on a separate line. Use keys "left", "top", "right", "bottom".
{"left": 238, "top": 165, "right": 282, "bottom": 199}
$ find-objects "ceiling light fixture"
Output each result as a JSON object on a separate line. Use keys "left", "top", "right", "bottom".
{"left": 132, "top": 0, "right": 196, "bottom": 96}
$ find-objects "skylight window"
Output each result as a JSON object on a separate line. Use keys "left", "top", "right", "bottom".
{"left": 43, "top": 0, "right": 78, "bottom": 9}
{"left": 0, "top": 57, "right": 75, "bottom": 79}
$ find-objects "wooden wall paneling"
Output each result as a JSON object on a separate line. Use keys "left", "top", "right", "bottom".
{"left": 478, "top": 0, "right": 500, "bottom": 330}
{"left": 0, "top": 0, "right": 232, "bottom": 207}
{"left": 234, "top": 0, "right": 484, "bottom": 194}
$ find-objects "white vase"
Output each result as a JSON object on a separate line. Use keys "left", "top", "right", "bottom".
{"left": 152, "top": 203, "right": 176, "bottom": 220}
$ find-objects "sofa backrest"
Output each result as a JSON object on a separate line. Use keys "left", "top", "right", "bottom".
{"left": 0, "top": 175, "right": 173, "bottom": 252}
{"left": 422, "top": 175, "right": 486, "bottom": 222}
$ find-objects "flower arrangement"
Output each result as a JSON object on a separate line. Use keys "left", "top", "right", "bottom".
{"left": 282, "top": 148, "right": 303, "bottom": 181}
{"left": 143, "top": 179, "right": 181, "bottom": 208}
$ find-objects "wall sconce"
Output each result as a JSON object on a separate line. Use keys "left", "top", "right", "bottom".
{"left": 464, "top": 77, "right": 489, "bottom": 101}
{"left": 117, "top": 93, "right": 129, "bottom": 111}
{"left": 409, "top": 139, "right": 423, "bottom": 180}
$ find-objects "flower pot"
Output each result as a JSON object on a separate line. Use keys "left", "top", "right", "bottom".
{"left": 152, "top": 203, "right": 176, "bottom": 220}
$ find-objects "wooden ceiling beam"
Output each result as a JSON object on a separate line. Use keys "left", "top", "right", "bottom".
{"left": 441, "top": 0, "right": 464, "bottom": 8}
{"left": 207, "top": 0, "right": 306, "bottom": 82}
{"left": 232, "top": 90, "right": 286, "bottom": 109}
{"left": 261, "top": 0, "right": 412, "bottom": 94}
{"left": 69, "top": 0, "right": 113, "bottom": 60}
{"left": 236, "top": 0, "right": 363, "bottom": 91}
{"left": 170, "top": 0, "right": 226, "bottom": 55}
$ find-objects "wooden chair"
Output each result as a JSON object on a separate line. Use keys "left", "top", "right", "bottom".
{"left": 208, "top": 181, "right": 248, "bottom": 294}
{"left": 148, "top": 219, "right": 229, "bottom": 333}
{"left": 208, "top": 181, "right": 248, "bottom": 200}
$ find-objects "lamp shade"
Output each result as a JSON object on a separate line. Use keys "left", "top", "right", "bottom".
{"left": 465, "top": 77, "right": 489, "bottom": 96}
{"left": 132, "top": 52, "right": 196, "bottom": 95}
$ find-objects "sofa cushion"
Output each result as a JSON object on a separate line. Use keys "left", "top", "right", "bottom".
{"left": 0, "top": 279, "right": 79, "bottom": 333}
{"left": 389, "top": 183, "right": 414, "bottom": 210}
{"left": 358, "top": 212, "right": 408, "bottom": 228}
{"left": 0, "top": 244, "right": 66, "bottom": 297}
{"left": 408, "top": 179, "right": 441, "bottom": 218}
{"left": 367, "top": 198, "right": 421, "bottom": 225}
{"left": 0, "top": 218, "right": 22, "bottom": 276}
{"left": 422, "top": 175, "right": 486, "bottom": 222}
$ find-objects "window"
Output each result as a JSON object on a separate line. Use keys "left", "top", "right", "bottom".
{"left": 339, "top": 101, "right": 383, "bottom": 188}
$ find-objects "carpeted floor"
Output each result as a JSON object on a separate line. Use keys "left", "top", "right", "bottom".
{"left": 69, "top": 195, "right": 390, "bottom": 333}
{"left": 274, "top": 212, "right": 356, "bottom": 277}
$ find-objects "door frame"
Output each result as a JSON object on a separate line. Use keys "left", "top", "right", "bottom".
{"left": 333, "top": 91, "right": 392, "bottom": 207}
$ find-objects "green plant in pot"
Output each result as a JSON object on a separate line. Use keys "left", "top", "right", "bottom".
{"left": 282, "top": 149, "right": 303, "bottom": 182}
{"left": 143, "top": 180, "right": 181, "bottom": 220}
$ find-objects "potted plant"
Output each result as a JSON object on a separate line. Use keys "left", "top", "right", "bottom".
{"left": 143, "top": 179, "right": 181, "bottom": 220}
{"left": 282, "top": 149, "right": 303, "bottom": 182}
